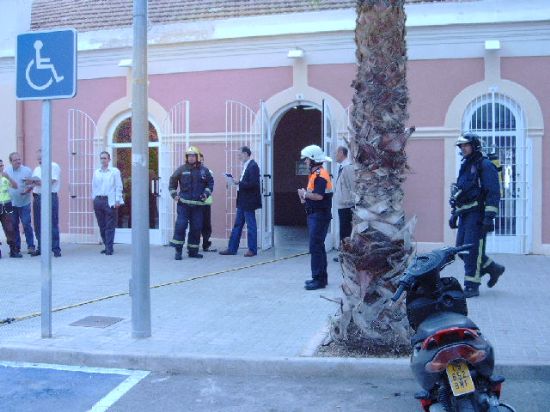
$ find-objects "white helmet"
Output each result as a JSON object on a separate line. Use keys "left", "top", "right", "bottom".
{"left": 300, "top": 145, "right": 332, "bottom": 163}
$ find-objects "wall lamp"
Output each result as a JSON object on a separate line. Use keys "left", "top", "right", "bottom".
{"left": 287, "top": 48, "right": 304, "bottom": 59}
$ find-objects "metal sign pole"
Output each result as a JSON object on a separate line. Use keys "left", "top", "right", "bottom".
{"left": 41, "top": 99, "right": 52, "bottom": 338}
{"left": 16, "top": 28, "right": 77, "bottom": 339}
{"left": 131, "top": 0, "right": 151, "bottom": 338}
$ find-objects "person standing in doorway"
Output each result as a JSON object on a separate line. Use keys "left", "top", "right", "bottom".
{"left": 450, "top": 133, "right": 505, "bottom": 298}
{"left": 169, "top": 146, "right": 214, "bottom": 260}
{"left": 92, "top": 151, "right": 123, "bottom": 255}
{"left": 5, "top": 152, "right": 36, "bottom": 255}
{"left": 199, "top": 152, "right": 216, "bottom": 252}
{"left": 219, "top": 146, "right": 261, "bottom": 257}
{"left": 298, "top": 145, "right": 333, "bottom": 290}
{"left": 0, "top": 159, "right": 21, "bottom": 258}
{"left": 30, "top": 149, "right": 62, "bottom": 257}
{"left": 333, "top": 146, "right": 354, "bottom": 262}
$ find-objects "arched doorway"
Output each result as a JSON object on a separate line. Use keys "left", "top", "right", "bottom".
{"left": 272, "top": 105, "right": 322, "bottom": 247}
{"left": 111, "top": 116, "right": 161, "bottom": 243}
{"left": 462, "top": 93, "right": 529, "bottom": 254}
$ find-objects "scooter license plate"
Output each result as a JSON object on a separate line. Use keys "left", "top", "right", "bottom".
{"left": 446, "top": 362, "right": 475, "bottom": 396}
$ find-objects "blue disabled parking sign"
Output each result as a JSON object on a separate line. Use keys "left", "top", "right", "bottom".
{"left": 16, "top": 29, "right": 77, "bottom": 100}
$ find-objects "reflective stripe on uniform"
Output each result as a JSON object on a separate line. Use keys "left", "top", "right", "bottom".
{"left": 170, "top": 239, "right": 185, "bottom": 245}
{"left": 179, "top": 198, "right": 208, "bottom": 206}
{"left": 464, "top": 235, "right": 485, "bottom": 285}
{"left": 455, "top": 201, "right": 478, "bottom": 213}
{"left": 485, "top": 205, "right": 499, "bottom": 214}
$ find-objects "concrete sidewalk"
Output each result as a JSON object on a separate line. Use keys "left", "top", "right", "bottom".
{"left": 1, "top": 241, "right": 549, "bottom": 374}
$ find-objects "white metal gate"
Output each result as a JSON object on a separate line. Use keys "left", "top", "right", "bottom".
{"left": 67, "top": 109, "right": 100, "bottom": 243}
{"left": 160, "top": 100, "right": 190, "bottom": 245}
{"left": 322, "top": 99, "right": 335, "bottom": 250}
{"left": 259, "top": 101, "right": 273, "bottom": 249}
{"left": 225, "top": 100, "right": 271, "bottom": 249}
{"left": 462, "top": 92, "right": 530, "bottom": 254}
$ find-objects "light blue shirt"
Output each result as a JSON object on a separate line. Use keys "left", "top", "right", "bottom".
{"left": 5, "top": 165, "right": 32, "bottom": 207}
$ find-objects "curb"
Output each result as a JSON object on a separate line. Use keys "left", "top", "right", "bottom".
{"left": 1, "top": 345, "right": 549, "bottom": 380}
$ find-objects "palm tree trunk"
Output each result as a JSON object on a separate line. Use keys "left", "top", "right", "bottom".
{"left": 331, "top": 0, "right": 416, "bottom": 354}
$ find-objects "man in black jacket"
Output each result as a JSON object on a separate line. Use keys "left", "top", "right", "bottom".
{"left": 219, "top": 146, "right": 261, "bottom": 257}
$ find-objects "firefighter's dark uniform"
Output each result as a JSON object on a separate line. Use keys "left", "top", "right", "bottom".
{"left": 454, "top": 151, "right": 501, "bottom": 288}
{"left": 305, "top": 166, "right": 333, "bottom": 289}
{"left": 169, "top": 162, "right": 214, "bottom": 258}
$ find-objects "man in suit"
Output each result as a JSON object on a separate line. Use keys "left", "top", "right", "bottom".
{"left": 219, "top": 146, "right": 261, "bottom": 257}
{"left": 333, "top": 146, "right": 354, "bottom": 262}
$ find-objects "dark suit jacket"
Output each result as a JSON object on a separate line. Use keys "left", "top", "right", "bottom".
{"left": 237, "top": 159, "right": 262, "bottom": 211}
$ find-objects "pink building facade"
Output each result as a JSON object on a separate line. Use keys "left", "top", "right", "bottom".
{"left": 3, "top": 0, "right": 549, "bottom": 254}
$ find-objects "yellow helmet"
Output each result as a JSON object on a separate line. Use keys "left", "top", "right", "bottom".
{"left": 185, "top": 146, "right": 201, "bottom": 156}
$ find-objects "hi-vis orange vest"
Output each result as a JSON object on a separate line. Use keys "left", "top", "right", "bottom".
{"left": 307, "top": 167, "right": 333, "bottom": 193}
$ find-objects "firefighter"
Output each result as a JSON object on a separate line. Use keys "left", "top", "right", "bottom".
{"left": 450, "top": 133, "right": 505, "bottom": 298}
{"left": 297, "top": 145, "right": 333, "bottom": 291}
{"left": 169, "top": 146, "right": 214, "bottom": 260}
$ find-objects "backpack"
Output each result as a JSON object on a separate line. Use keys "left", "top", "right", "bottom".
{"left": 484, "top": 153, "right": 504, "bottom": 198}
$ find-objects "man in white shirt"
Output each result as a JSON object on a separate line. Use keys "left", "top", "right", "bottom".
{"left": 30, "top": 149, "right": 62, "bottom": 257}
{"left": 92, "top": 151, "right": 123, "bottom": 255}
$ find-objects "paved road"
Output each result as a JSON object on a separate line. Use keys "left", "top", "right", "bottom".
{"left": 0, "top": 361, "right": 148, "bottom": 412}
{"left": 1, "top": 362, "right": 546, "bottom": 412}
{"left": 111, "top": 371, "right": 546, "bottom": 412}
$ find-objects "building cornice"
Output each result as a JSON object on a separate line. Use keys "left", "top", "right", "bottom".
{"left": 0, "top": 18, "right": 548, "bottom": 79}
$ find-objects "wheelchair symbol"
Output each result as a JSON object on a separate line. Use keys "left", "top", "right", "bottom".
{"left": 25, "top": 40, "right": 64, "bottom": 91}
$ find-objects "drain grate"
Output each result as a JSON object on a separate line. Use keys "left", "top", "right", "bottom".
{"left": 70, "top": 316, "right": 123, "bottom": 328}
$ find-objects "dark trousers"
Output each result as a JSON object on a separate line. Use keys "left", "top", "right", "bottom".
{"left": 171, "top": 203, "right": 204, "bottom": 255}
{"left": 338, "top": 207, "right": 353, "bottom": 244}
{"left": 93, "top": 197, "right": 117, "bottom": 253}
{"left": 227, "top": 208, "right": 257, "bottom": 254}
{"left": 307, "top": 210, "right": 331, "bottom": 282}
{"left": 201, "top": 205, "right": 212, "bottom": 249}
{"left": 12, "top": 203, "right": 35, "bottom": 250}
{"left": 456, "top": 210, "right": 489, "bottom": 285}
{"left": 0, "top": 202, "right": 17, "bottom": 253}
{"left": 33, "top": 193, "right": 61, "bottom": 254}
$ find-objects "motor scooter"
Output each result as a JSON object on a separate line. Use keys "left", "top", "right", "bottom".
{"left": 391, "top": 245, "right": 515, "bottom": 412}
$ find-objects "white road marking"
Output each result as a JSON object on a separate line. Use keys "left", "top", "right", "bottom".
{"left": 0, "top": 361, "right": 150, "bottom": 411}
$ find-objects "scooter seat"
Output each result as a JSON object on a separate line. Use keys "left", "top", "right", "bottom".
{"left": 412, "top": 312, "right": 479, "bottom": 345}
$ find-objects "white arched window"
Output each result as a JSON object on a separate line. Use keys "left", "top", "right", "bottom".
{"left": 462, "top": 92, "right": 529, "bottom": 254}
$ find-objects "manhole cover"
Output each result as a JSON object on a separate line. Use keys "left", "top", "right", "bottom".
{"left": 70, "top": 316, "right": 123, "bottom": 328}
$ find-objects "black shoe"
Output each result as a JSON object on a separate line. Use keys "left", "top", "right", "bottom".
{"left": 464, "top": 284, "right": 480, "bottom": 298}
{"left": 31, "top": 250, "right": 41, "bottom": 257}
{"left": 305, "top": 279, "right": 327, "bottom": 290}
{"left": 10, "top": 252, "right": 23, "bottom": 258}
{"left": 219, "top": 249, "right": 236, "bottom": 255}
{"left": 305, "top": 279, "right": 315, "bottom": 285}
{"left": 100, "top": 249, "right": 106, "bottom": 254}
{"left": 54, "top": 251, "right": 62, "bottom": 258}
{"left": 203, "top": 247, "right": 217, "bottom": 252}
{"left": 189, "top": 253, "right": 203, "bottom": 259}
{"left": 105, "top": 251, "right": 113, "bottom": 256}
{"left": 484, "top": 262, "right": 505, "bottom": 288}
{"left": 175, "top": 251, "right": 183, "bottom": 260}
